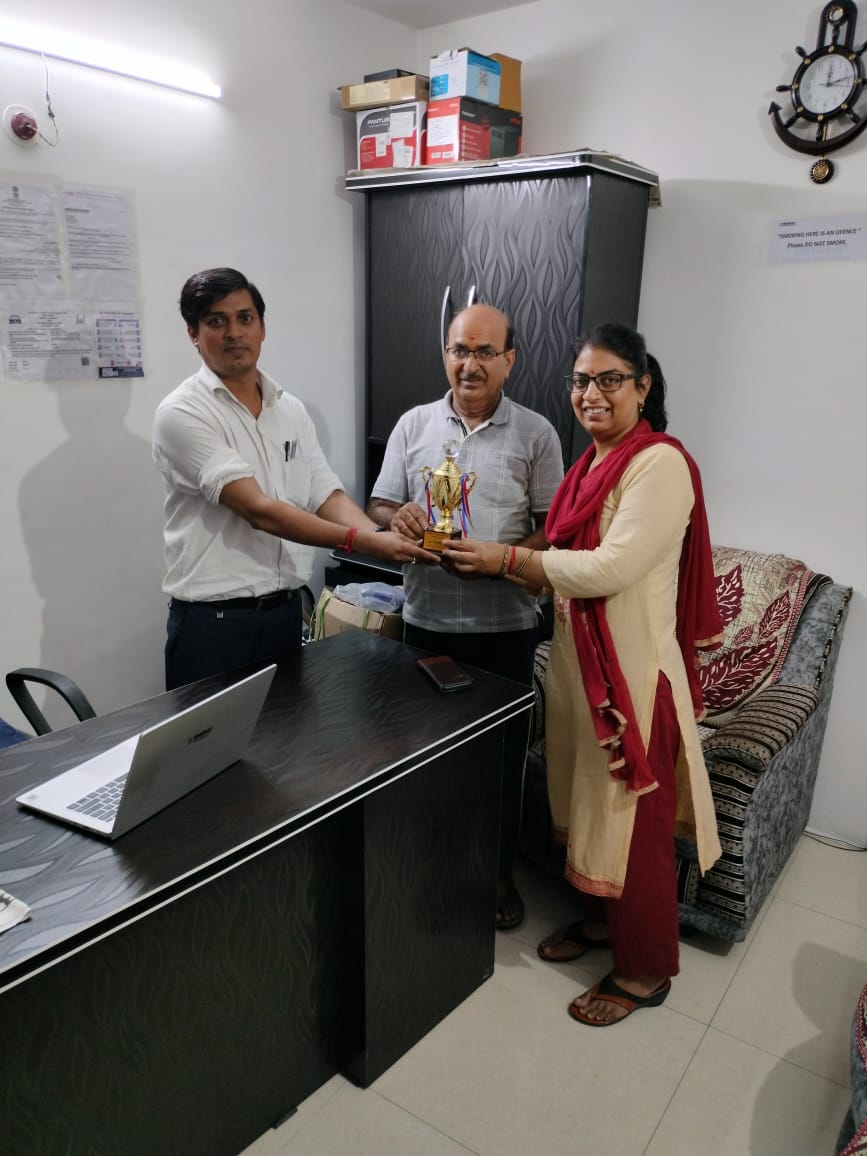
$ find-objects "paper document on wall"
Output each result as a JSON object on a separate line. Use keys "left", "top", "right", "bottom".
{"left": 1, "top": 300, "right": 143, "bottom": 381}
{"left": 769, "top": 212, "right": 867, "bottom": 263}
{"left": 63, "top": 187, "right": 139, "bottom": 300}
{"left": 0, "top": 181, "right": 65, "bottom": 297}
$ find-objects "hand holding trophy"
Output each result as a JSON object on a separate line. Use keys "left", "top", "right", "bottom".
{"left": 419, "top": 440, "right": 478, "bottom": 553}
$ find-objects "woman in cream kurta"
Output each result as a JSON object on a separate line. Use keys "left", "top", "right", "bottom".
{"left": 542, "top": 442, "right": 721, "bottom": 897}
{"left": 445, "top": 322, "right": 722, "bottom": 1026}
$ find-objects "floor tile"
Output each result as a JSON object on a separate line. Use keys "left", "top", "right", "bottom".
{"left": 506, "top": 858, "right": 586, "bottom": 956}
{"left": 645, "top": 1027, "right": 850, "bottom": 1156}
{"left": 238, "top": 1076, "right": 344, "bottom": 1155}
{"left": 778, "top": 834, "right": 867, "bottom": 929}
{"left": 373, "top": 935, "right": 705, "bottom": 1156}
{"left": 276, "top": 1083, "right": 478, "bottom": 1156}
{"left": 667, "top": 929, "right": 753, "bottom": 1025}
{"left": 712, "top": 896, "right": 867, "bottom": 1085}
{"left": 512, "top": 858, "right": 764, "bottom": 1025}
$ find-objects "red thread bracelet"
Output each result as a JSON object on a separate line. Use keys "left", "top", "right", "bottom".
{"left": 508, "top": 546, "right": 517, "bottom": 575}
{"left": 336, "top": 526, "right": 357, "bottom": 554}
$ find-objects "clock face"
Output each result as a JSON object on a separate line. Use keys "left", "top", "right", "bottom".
{"left": 798, "top": 51, "right": 858, "bottom": 114}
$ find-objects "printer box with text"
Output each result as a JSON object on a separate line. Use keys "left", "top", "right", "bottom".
{"left": 356, "top": 101, "right": 426, "bottom": 170}
{"left": 424, "top": 97, "right": 523, "bottom": 165}
{"left": 429, "top": 48, "right": 501, "bottom": 105}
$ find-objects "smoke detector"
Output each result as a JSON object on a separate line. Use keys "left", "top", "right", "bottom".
{"left": 3, "top": 105, "right": 39, "bottom": 145}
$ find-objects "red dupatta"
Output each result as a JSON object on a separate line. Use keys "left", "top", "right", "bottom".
{"left": 545, "top": 421, "right": 723, "bottom": 795}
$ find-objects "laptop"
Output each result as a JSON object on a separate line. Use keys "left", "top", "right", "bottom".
{"left": 17, "top": 664, "right": 276, "bottom": 839}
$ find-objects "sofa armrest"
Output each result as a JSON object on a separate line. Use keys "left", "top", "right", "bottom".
{"left": 701, "top": 683, "right": 819, "bottom": 772}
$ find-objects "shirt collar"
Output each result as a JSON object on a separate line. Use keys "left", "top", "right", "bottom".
{"left": 196, "top": 362, "right": 283, "bottom": 406}
{"left": 442, "top": 388, "right": 510, "bottom": 428}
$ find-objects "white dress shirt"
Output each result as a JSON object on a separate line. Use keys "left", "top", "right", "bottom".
{"left": 153, "top": 364, "right": 343, "bottom": 600}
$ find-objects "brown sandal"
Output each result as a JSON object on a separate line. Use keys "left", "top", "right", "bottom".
{"left": 537, "top": 922, "right": 611, "bottom": 962}
{"left": 568, "top": 973, "right": 671, "bottom": 1026}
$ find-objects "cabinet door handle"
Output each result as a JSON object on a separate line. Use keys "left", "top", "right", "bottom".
{"left": 441, "top": 284, "right": 452, "bottom": 367}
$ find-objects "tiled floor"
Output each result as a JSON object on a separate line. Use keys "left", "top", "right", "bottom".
{"left": 241, "top": 835, "right": 865, "bottom": 1156}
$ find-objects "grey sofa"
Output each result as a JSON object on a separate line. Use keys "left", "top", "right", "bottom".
{"left": 520, "top": 546, "right": 852, "bottom": 943}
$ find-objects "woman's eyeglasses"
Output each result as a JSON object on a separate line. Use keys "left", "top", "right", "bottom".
{"left": 564, "top": 372, "right": 637, "bottom": 393}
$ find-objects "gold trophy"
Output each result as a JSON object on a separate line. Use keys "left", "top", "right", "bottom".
{"left": 419, "top": 440, "right": 477, "bottom": 552}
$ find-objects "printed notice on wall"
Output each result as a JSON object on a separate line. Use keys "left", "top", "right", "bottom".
{"left": 63, "top": 188, "right": 138, "bottom": 301}
{"left": 0, "top": 181, "right": 65, "bottom": 297}
{"left": 769, "top": 213, "right": 867, "bottom": 264}
{"left": 95, "top": 308, "right": 144, "bottom": 378}
{"left": 2, "top": 301, "right": 96, "bottom": 381}
{"left": 1, "top": 301, "right": 143, "bottom": 382}
{"left": 0, "top": 177, "right": 144, "bottom": 382}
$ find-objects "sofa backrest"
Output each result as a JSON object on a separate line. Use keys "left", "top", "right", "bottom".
{"left": 698, "top": 545, "right": 831, "bottom": 717}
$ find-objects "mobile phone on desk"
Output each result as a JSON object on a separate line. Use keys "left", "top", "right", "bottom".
{"left": 416, "top": 655, "right": 474, "bottom": 693}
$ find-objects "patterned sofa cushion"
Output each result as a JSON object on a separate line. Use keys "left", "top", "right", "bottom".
{"left": 700, "top": 684, "right": 819, "bottom": 771}
{"left": 697, "top": 546, "right": 826, "bottom": 715}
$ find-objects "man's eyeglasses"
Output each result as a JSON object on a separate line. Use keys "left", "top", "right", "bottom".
{"left": 564, "top": 372, "right": 638, "bottom": 393}
{"left": 446, "top": 345, "right": 507, "bottom": 364}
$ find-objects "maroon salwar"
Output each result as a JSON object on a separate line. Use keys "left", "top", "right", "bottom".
{"left": 579, "top": 674, "right": 682, "bottom": 978}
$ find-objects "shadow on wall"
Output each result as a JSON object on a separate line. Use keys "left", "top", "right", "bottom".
{"left": 17, "top": 380, "right": 166, "bottom": 726}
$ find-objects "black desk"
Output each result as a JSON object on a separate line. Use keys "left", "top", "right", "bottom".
{"left": 0, "top": 631, "right": 531, "bottom": 1156}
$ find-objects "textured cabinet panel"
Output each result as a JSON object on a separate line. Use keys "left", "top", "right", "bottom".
{"left": 364, "top": 164, "right": 652, "bottom": 490}
{"left": 463, "top": 175, "right": 591, "bottom": 462}
{"left": 347, "top": 728, "right": 501, "bottom": 1086}
{"left": 1, "top": 819, "right": 355, "bottom": 1156}
{"left": 368, "top": 186, "right": 464, "bottom": 443}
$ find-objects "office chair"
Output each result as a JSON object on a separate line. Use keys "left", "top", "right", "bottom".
{"left": 2, "top": 667, "right": 97, "bottom": 746}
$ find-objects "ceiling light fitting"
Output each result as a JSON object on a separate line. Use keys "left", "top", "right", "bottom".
{"left": 0, "top": 23, "right": 221, "bottom": 100}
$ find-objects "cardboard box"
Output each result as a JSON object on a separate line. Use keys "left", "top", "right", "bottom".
{"left": 363, "top": 68, "right": 414, "bottom": 82}
{"left": 424, "top": 97, "right": 522, "bottom": 165}
{"left": 429, "top": 48, "right": 501, "bottom": 105}
{"left": 341, "top": 74, "right": 429, "bottom": 111}
{"left": 490, "top": 53, "right": 522, "bottom": 111}
{"left": 312, "top": 588, "right": 403, "bottom": 642}
{"left": 356, "top": 101, "right": 426, "bottom": 169}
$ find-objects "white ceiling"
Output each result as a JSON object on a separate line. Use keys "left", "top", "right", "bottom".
{"left": 345, "top": 0, "right": 530, "bottom": 31}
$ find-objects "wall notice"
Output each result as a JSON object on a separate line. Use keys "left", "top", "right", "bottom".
{"left": 769, "top": 213, "right": 867, "bottom": 264}
{"left": 0, "top": 177, "right": 143, "bottom": 382}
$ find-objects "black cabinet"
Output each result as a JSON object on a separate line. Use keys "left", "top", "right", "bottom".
{"left": 347, "top": 152, "right": 659, "bottom": 498}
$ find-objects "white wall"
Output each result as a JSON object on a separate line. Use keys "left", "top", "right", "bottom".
{"left": 417, "top": 0, "right": 866, "bottom": 845}
{"left": 0, "top": 0, "right": 415, "bottom": 727}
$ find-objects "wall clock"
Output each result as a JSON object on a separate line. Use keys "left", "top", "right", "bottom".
{"left": 769, "top": 0, "right": 867, "bottom": 183}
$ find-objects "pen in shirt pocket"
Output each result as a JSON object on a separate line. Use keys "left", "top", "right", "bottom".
{"left": 284, "top": 439, "right": 297, "bottom": 461}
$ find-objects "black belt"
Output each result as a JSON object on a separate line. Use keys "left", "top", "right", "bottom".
{"left": 178, "top": 589, "right": 299, "bottom": 612}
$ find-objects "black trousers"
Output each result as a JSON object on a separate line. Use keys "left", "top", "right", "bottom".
{"left": 403, "top": 622, "right": 538, "bottom": 882}
{"left": 165, "top": 593, "right": 302, "bottom": 691}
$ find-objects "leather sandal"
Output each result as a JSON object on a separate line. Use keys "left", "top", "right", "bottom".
{"left": 568, "top": 972, "right": 671, "bottom": 1026}
{"left": 537, "top": 922, "right": 611, "bottom": 962}
{"left": 496, "top": 886, "right": 525, "bottom": 931}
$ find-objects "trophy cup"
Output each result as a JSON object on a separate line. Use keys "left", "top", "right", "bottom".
{"left": 419, "top": 440, "right": 477, "bottom": 552}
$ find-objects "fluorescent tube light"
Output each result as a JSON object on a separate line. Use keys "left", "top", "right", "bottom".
{"left": 0, "top": 22, "right": 221, "bottom": 100}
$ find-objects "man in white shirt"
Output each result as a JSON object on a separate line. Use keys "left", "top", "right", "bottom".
{"left": 153, "top": 267, "right": 435, "bottom": 690}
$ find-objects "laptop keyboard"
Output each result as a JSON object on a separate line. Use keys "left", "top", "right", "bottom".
{"left": 68, "top": 773, "right": 129, "bottom": 821}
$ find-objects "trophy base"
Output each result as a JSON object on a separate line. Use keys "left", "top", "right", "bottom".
{"left": 422, "top": 527, "right": 462, "bottom": 553}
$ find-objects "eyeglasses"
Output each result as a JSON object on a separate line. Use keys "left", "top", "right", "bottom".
{"left": 446, "top": 345, "right": 507, "bottom": 363}
{"left": 564, "top": 372, "right": 638, "bottom": 393}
